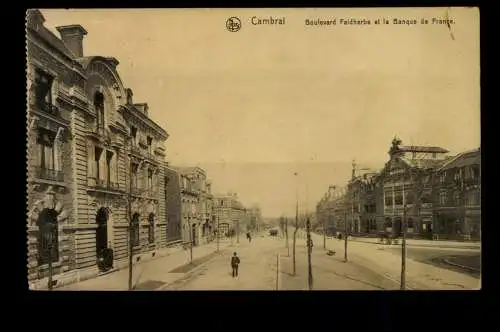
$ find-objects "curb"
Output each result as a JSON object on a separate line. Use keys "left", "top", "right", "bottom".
{"left": 348, "top": 239, "right": 480, "bottom": 250}
{"left": 443, "top": 258, "right": 480, "bottom": 273}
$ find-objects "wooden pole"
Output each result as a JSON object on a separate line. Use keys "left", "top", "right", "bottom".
{"left": 276, "top": 253, "right": 280, "bottom": 290}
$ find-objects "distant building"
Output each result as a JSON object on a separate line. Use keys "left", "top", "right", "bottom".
{"left": 378, "top": 137, "right": 450, "bottom": 237}
{"left": 433, "top": 148, "right": 481, "bottom": 240}
{"left": 174, "top": 166, "right": 214, "bottom": 246}
{"left": 164, "top": 165, "right": 182, "bottom": 243}
{"left": 246, "top": 205, "right": 262, "bottom": 232}
{"left": 213, "top": 192, "right": 247, "bottom": 237}
{"left": 315, "top": 137, "right": 481, "bottom": 241}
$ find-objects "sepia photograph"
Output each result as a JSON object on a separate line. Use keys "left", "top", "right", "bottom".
{"left": 26, "top": 7, "right": 480, "bottom": 291}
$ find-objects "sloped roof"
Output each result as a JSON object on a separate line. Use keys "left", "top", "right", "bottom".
{"left": 439, "top": 148, "right": 480, "bottom": 171}
{"left": 401, "top": 157, "right": 446, "bottom": 170}
{"left": 27, "top": 10, "right": 76, "bottom": 60}
{"left": 398, "top": 145, "right": 449, "bottom": 153}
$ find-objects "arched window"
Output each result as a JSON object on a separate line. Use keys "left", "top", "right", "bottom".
{"left": 148, "top": 213, "right": 155, "bottom": 244}
{"left": 132, "top": 213, "right": 140, "bottom": 247}
{"left": 407, "top": 218, "right": 414, "bottom": 229}
{"left": 94, "top": 92, "right": 105, "bottom": 130}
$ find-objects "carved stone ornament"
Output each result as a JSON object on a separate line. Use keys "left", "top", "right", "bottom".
{"left": 29, "top": 186, "right": 70, "bottom": 225}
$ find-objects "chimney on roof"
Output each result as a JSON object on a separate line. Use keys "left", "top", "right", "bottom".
{"left": 26, "top": 9, "right": 45, "bottom": 31}
{"left": 56, "top": 25, "right": 88, "bottom": 58}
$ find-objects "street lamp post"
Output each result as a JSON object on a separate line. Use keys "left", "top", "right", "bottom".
{"left": 46, "top": 223, "right": 54, "bottom": 291}
{"left": 237, "top": 219, "right": 240, "bottom": 244}
{"left": 344, "top": 204, "right": 348, "bottom": 262}
{"left": 188, "top": 213, "right": 193, "bottom": 264}
{"left": 285, "top": 217, "right": 290, "bottom": 256}
{"left": 306, "top": 217, "right": 313, "bottom": 290}
{"left": 323, "top": 208, "right": 327, "bottom": 250}
{"left": 216, "top": 214, "right": 220, "bottom": 252}
{"left": 127, "top": 137, "right": 134, "bottom": 291}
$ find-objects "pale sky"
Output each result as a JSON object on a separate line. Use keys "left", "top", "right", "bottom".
{"left": 40, "top": 8, "right": 480, "bottom": 217}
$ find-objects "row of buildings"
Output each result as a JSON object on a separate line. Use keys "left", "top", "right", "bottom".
{"left": 26, "top": 10, "right": 261, "bottom": 289}
{"left": 316, "top": 137, "right": 481, "bottom": 241}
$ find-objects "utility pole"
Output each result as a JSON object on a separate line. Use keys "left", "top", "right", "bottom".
{"left": 188, "top": 213, "right": 193, "bottom": 264}
{"left": 306, "top": 217, "right": 313, "bottom": 290}
{"left": 216, "top": 214, "right": 220, "bottom": 252}
{"left": 237, "top": 220, "right": 240, "bottom": 244}
{"left": 323, "top": 208, "right": 327, "bottom": 249}
{"left": 47, "top": 223, "right": 54, "bottom": 290}
{"left": 285, "top": 217, "right": 290, "bottom": 256}
{"left": 344, "top": 204, "right": 348, "bottom": 262}
{"left": 400, "top": 173, "right": 410, "bottom": 290}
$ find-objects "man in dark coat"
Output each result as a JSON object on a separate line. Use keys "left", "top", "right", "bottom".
{"left": 231, "top": 252, "right": 240, "bottom": 278}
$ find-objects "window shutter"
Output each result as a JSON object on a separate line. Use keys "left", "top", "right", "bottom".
{"left": 87, "top": 142, "right": 95, "bottom": 179}
{"left": 45, "top": 145, "right": 54, "bottom": 170}
{"left": 34, "top": 140, "right": 42, "bottom": 168}
{"left": 112, "top": 152, "right": 118, "bottom": 184}
{"left": 109, "top": 151, "right": 116, "bottom": 185}
{"left": 99, "top": 151, "right": 106, "bottom": 182}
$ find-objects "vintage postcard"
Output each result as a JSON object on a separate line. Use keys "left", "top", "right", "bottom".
{"left": 26, "top": 7, "right": 480, "bottom": 291}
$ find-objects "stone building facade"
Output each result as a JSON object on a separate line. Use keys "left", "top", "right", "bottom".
{"left": 163, "top": 165, "right": 183, "bottom": 243}
{"left": 315, "top": 138, "right": 481, "bottom": 241}
{"left": 213, "top": 193, "right": 247, "bottom": 237}
{"left": 175, "top": 166, "right": 214, "bottom": 246}
{"left": 26, "top": 10, "right": 169, "bottom": 289}
{"left": 433, "top": 148, "right": 481, "bottom": 240}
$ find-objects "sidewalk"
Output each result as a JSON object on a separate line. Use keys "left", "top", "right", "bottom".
{"left": 58, "top": 240, "right": 233, "bottom": 291}
{"left": 309, "top": 233, "right": 480, "bottom": 290}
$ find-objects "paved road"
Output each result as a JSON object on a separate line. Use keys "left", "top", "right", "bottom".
{"left": 166, "top": 234, "right": 402, "bottom": 290}
{"left": 279, "top": 245, "right": 400, "bottom": 290}
{"left": 384, "top": 246, "right": 480, "bottom": 278}
{"left": 164, "top": 236, "right": 282, "bottom": 290}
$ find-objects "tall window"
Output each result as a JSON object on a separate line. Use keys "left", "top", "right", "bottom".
{"left": 34, "top": 68, "right": 54, "bottom": 112}
{"left": 95, "top": 147, "right": 103, "bottom": 184}
{"left": 148, "top": 169, "right": 153, "bottom": 192}
{"left": 36, "top": 128, "right": 55, "bottom": 171}
{"left": 94, "top": 92, "right": 105, "bottom": 130}
{"left": 147, "top": 136, "right": 153, "bottom": 154}
{"left": 439, "top": 191, "right": 448, "bottom": 205}
{"left": 395, "top": 193, "right": 403, "bottom": 206}
{"left": 132, "top": 213, "right": 140, "bottom": 247}
{"left": 131, "top": 164, "right": 138, "bottom": 189}
{"left": 148, "top": 213, "right": 155, "bottom": 244}
{"left": 384, "top": 194, "right": 392, "bottom": 206}
{"left": 130, "top": 126, "right": 137, "bottom": 146}
{"left": 106, "top": 151, "right": 113, "bottom": 186}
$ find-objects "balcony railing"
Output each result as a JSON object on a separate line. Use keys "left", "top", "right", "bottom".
{"left": 87, "top": 177, "right": 121, "bottom": 192}
{"left": 34, "top": 101, "right": 60, "bottom": 117}
{"left": 35, "top": 167, "right": 64, "bottom": 182}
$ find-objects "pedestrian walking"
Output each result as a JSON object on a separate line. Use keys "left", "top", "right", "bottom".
{"left": 246, "top": 232, "right": 252, "bottom": 243}
{"left": 231, "top": 252, "right": 240, "bottom": 278}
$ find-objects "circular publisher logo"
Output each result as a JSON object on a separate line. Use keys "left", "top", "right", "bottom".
{"left": 226, "top": 17, "right": 241, "bottom": 32}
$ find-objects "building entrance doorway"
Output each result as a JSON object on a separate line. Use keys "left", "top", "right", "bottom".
{"left": 393, "top": 218, "right": 402, "bottom": 237}
{"left": 96, "top": 207, "right": 113, "bottom": 271}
